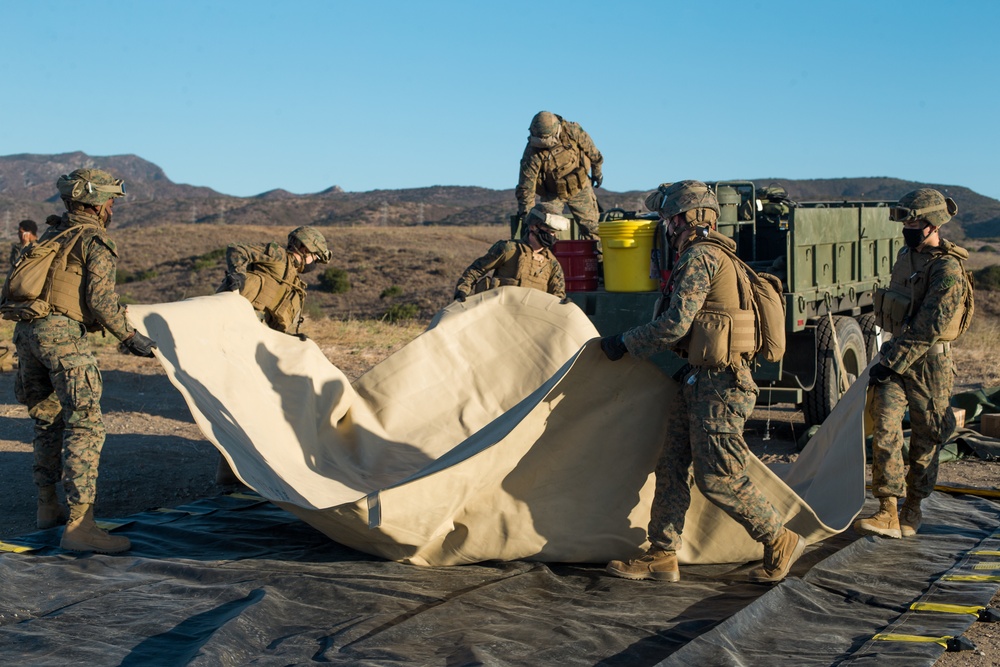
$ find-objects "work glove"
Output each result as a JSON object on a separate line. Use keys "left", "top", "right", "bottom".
{"left": 295, "top": 333, "right": 309, "bottom": 342}
{"left": 671, "top": 363, "right": 693, "bottom": 383}
{"left": 559, "top": 296, "right": 571, "bottom": 305}
{"left": 868, "top": 363, "right": 895, "bottom": 387}
{"left": 578, "top": 226, "right": 596, "bottom": 240}
{"left": 222, "top": 272, "right": 246, "bottom": 292}
{"left": 119, "top": 331, "right": 157, "bottom": 358}
{"left": 454, "top": 290, "right": 467, "bottom": 303}
{"left": 600, "top": 334, "right": 627, "bottom": 361}
{"left": 591, "top": 168, "right": 603, "bottom": 189}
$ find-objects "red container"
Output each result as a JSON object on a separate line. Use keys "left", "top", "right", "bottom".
{"left": 553, "top": 240, "right": 599, "bottom": 292}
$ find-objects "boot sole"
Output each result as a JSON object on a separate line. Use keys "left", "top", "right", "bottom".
{"left": 606, "top": 565, "right": 680, "bottom": 582}
{"left": 853, "top": 520, "right": 902, "bottom": 539}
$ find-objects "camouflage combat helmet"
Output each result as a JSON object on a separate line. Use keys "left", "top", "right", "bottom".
{"left": 526, "top": 203, "right": 570, "bottom": 232}
{"left": 891, "top": 188, "right": 958, "bottom": 227}
{"left": 528, "top": 111, "right": 561, "bottom": 148}
{"left": 56, "top": 168, "right": 126, "bottom": 207}
{"left": 648, "top": 180, "right": 720, "bottom": 220}
{"left": 288, "top": 226, "right": 331, "bottom": 263}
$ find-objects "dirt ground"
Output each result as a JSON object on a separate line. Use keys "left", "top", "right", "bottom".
{"left": 0, "top": 320, "right": 998, "bottom": 664}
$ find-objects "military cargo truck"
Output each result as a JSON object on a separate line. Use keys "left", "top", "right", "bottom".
{"left": 564, "top": 181, "right": 904, "bottom": 426}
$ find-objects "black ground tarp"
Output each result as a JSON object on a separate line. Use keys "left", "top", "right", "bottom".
{"left": 1, "top": 492, "right": 998, "bottom": 666}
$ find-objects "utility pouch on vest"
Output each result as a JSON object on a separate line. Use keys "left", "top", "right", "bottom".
{"left": 873, "top": 287, "right": 910, "bottom": 335}
{"left": 553, "top": 165, "right": 588, "bottom": 199}
{"left": 0, "top": 226, "right": 86, "bottom": 322}
{"left": 685, "top": 310, "right": 733, "bottom": 368}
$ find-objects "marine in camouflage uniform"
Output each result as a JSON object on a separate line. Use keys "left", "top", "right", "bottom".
{"left": 515, "top": 111, "right": 603, "bottom": 237}
{"left": 11, "top": 169, "right": 157, "bottom": 553}
{"left": 454, "top": 205, "right": 569, "bottom": 301}
{"left": 220, "top": 226, "right": 332, "bottom": 335}
{"left": 9, "top": 218, "right": 38, "bottom": 267}
{"left": 855, "top": 188, "right": 970, "bottom": 539}
{"left": 600, "top": 181, "right": 805, "bottom": 584}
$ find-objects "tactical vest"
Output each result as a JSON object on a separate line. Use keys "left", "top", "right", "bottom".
{"left": 672, "top": 234, "right": 758, "bottom": 368}
{"left": 536, "top": 126, "right": 589, "bottom": 200}
{"left": 239, "top": 252, "right": 305, "bottom": 333}
{"left": 873, "top": 242, "right": 972, "bottom": 341}
{"left": 47, "top": 224, "right": 111, "bottom": 328}
{"left": 479, "top": 243, "right": 555, "bottom": 293}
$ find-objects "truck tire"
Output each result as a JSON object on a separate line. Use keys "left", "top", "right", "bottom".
{"left": 803, "top": 316, "right": 867, "bottom": 427}
{"left": 857, "top": 312, "right": 880, "bottom": 363}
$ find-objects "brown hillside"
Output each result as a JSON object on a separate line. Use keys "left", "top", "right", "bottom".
{"left": 3, "top": 153, "right": 1000, "bottom": 239}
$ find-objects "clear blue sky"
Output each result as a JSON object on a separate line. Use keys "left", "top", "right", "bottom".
{"left": 4, "top": 1, "right": 998, "bottom": 200}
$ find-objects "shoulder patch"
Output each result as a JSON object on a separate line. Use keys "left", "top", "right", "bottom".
{"left": 85, "top": 229, "right": 118, "bottom": 257}
{"left": 940, "top": 275, "right": 957, "bottom": 290}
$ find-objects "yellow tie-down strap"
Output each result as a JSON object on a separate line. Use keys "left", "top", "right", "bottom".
{"left": 910, "top": 602, "right": 985, "bottom": 617}
{"left": 972, "top": 550, "right": 1000, "bottom": 557}
{"left": 944, "top": 574, "right": 1000, "bottom": 583}
{"left": 0, "top": 540, "right": 38, "bottom": 554}
{"left": 973, "top": 561, "right": 1000, "bottom": 571}
{"left": 873, "top": 633, "right": 952, "bottom": 648}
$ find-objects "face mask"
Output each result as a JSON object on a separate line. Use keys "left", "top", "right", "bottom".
{"left": 534, "top": 228, "right": 557, "bottom": 249}
{"left": 902, "top": 226, "right": 926, "bottom": 249}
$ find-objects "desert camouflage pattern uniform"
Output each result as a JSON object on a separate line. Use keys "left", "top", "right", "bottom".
{"left": 223, "top": 242, "right": 305, "bottom": 333}
{"left": 13, "top": 211, "right": 135, "bottom": 507}
{"left": 454, "top": 240, "right": 566, "bottom": 299}
{"left": 870, "top": 242, "right": 968, "bottom": 501}
{"left": 622, "top": 233, "right": 783, "bottom": 551}
{"left": 9, "top": 242, "right": 24, "bottom": 268}
{"left": 516, "top": 120, "right": 603, "bottom": 235}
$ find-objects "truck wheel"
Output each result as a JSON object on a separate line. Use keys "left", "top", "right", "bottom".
{"left": 803, "top": 316, "right": 867, "bottom": 427}
{"left": 857, "top": 313, "right": 880, "bottom": 362}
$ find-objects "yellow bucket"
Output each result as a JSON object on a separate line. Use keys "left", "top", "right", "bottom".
{"left": 599, "top": 219, "right": 659, "bottom": 292}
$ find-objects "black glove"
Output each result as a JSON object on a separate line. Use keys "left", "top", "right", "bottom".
{"left": 577, "top": 226, "right": 595, "bottom": 240}
{"left": 868, "top": 363, "right": 895, "bottom": 387}
{"left": 222, "top": 273, "right": 246, "bottom": 292}
{"left": 295, "top": 333, "right": 309, "bottom": 342}
{"left": 454, "top": 291, "right": 467, "bottom": 303}
{"left": 671, "top": 363, "right": 693, "bottom": 383}
{"left": 591, "top": 170, "right": 603, "bottom": 189}
{"left": 120, "top": 331, "right": 157, "bottom": 358}
{"left": 559, "top": 296, "right": 571, "bottom": 305}
{"left": 600, "top": 334, "right": 627, "bottom": 361}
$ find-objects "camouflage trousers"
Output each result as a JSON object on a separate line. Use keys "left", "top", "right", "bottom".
{"left": 540, "top": 181, "right": 599, "bottom": 236}
{"left": 13, "top": 315, "right": 106, "bottom": 507}
{"left": 870, "top": 351, "right": 956, "bottom": 500}
{"left": 648, "top": 366, "right": 783, "bottom": 552}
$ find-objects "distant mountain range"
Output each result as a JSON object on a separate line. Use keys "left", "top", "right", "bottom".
{"left": 2, "top": 152, "right": 999, "bottom": 240}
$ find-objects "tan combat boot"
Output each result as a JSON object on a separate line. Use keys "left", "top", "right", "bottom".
{"left": 853, "top": 497, "right": 901, "bottom": 539}
{"left": 607, "top": 547, "right": 680, "bottom": 582}
{"left": 749, "top": 528, "right": 806, "bottom": 583}
{"left": 60, "top": 504, "right": 131, "bottom": 554}
{"left": 899, "top": 497, "right": 923, "bottom": 538}
{"left": 37, "top": 484, "right": 67, "bottom": 530}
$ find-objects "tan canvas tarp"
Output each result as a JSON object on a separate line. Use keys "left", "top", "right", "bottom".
{"left": 128, "top": 287, "right": 867, "bottom": 566}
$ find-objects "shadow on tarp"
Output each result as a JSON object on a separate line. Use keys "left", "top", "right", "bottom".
{"left": 0, "top": 492, "right": 998, "bottom": 666}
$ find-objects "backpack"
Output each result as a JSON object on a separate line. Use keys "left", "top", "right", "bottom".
{"left": 709, "top": 241, "right": 787, "bottom": 362}
{"left": 0, "top": 226, "right": 87, "bottom": 322}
